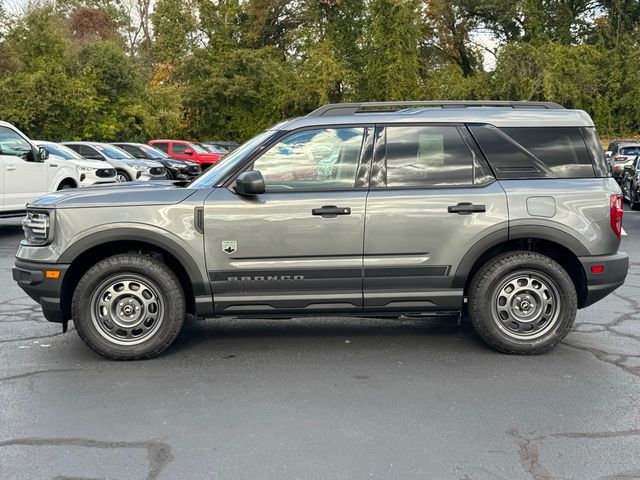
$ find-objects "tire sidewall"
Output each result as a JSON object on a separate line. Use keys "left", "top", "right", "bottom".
{"left": 72, "top": 255, "right": 185, "bottom": 359}
{"left": 469, "top": 252, "right": 577, "bottom": 354}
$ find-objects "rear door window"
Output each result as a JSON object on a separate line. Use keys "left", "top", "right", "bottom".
{"left": 383, "top": 126, "right": 480, "bottom": 187}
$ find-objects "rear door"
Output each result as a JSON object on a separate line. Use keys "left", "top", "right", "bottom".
{"left": 203, "top": 126, "right": 373, "bottom": 315}
{"left": 363, "top": 124, "right": 508, "bottom": 312}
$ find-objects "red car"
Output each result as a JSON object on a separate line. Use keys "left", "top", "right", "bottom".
{"left": 148, "top": 140, "right": 224, "bottom": 168}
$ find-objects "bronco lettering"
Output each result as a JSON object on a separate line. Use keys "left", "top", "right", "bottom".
{"left": 227, "top": 275, "right": 305, "bottom": 282}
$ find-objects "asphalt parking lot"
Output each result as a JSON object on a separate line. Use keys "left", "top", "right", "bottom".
{"left": 1, "top": 209, "right": 639, "bottom": 480}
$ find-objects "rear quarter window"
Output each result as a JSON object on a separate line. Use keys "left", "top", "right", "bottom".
{"left": 469, "top": 125, "right": 599, "bottom": 179}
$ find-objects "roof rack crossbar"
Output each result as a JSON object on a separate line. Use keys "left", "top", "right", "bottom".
{"left": 307, "top": 101, "right": 565, "bottom": 117}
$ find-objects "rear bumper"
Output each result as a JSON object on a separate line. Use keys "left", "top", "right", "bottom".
{"left": 578, "top": 252, "right": 629, "bottom": 308}
{"left": 12, "top": 259, "right": 69, "bottom": 323}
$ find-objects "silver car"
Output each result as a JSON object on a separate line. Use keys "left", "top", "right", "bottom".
{"left": 13, "top": 101, "right": 629, "bottom": 360}
{"left": 62, "top": 141, "right": 166, "bottom": 182}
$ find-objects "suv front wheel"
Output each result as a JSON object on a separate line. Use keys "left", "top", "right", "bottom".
{"left": 468, "top": 251, "right": 577, "bottom": 354}
{"left": 72, "top": 253, "right": 185, "bottom": 360}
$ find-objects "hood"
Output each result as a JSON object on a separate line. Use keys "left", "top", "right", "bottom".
{"left": 28, "top": 182, "right": 198, "bottom": 209}
{"left": 67, "top": 158, "right": 111, "bottom": 169}
{"left": 139, "top": 159, "right": 164, "bottom": 168}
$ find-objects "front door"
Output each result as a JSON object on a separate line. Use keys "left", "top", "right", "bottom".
{"left": 204, "top": 126, "right": 373, "bottom": 315}
{"left": 363, "top": 124, "right": 509, "bottom": 312}
{"left": 0, "top": 126, "right": 48, "bottom": 212}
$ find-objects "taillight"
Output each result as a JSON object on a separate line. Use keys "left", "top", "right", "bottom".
{"left": 610, "top": 194, "right": 623, "bottom": 239}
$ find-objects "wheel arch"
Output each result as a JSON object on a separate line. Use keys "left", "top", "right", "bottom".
{"left": 59, "top": 229, "right": 211, "bottom": 320}
{"left": 56, "top": 177, "right": 78, "bottom": 190}
{"left": 453, "top": 227, "right": 589, "bottom": 308}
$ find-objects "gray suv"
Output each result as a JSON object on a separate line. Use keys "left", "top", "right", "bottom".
{"left": 13, "top": 101, "right": 628, "bottom": 360}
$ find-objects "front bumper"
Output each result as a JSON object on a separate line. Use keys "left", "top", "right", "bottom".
{"left": 12, "top": 259, "right": 69, "bottom": 323}
{"left": 578, "top": 252, "right": 629, "bottom": 308}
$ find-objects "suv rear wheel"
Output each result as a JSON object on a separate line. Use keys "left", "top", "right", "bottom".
{"left": 72, "top": 253, "right": 185, "bottom": 360}
{"left": 468, "top": 251, "right": 577, "bottom": 354}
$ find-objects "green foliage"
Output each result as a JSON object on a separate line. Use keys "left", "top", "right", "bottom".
{"left": 2, "top": 0, "right": 640, "bottom": 141}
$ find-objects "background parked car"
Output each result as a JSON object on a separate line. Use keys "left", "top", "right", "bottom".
{"left": 200, "top": 143, "right": 229, "bottom": 154}
{"left": 112, "top": 142, "right": 202, "bottom": 180}
{"left": 34, "top": 141, "right": 117, "bottom": 187}
{"left": 149, "top": 139, "right": 224, "bottom": 169}
{"left": 608, "top": 142, "right": 640, "bottom": 181}
{"left": 0, "top": 122, "right": 79, "bottom": 215}
{"left": 621, "top": 155, "right": 640, "bottom": 210}
{"left": 203, "top": 140, "right": 239, "bottom": 152}
{"left": 63, "top": 142, "right": 166, "bottom": 182}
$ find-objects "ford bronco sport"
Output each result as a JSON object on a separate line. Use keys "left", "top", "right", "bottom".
{"left": 13, "top": 101, "right": 628, "bottom": 359}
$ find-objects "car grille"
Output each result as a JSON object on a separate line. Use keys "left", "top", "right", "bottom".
{"left": 150, "top": 167, "right": 165, "bottom": 176}
{"left": 96, "top": 168, "right": 116, "bottom": 178}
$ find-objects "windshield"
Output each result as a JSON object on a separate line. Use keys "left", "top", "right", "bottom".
{"left": 189, "top": 142, "right": 209, "bottom": 154}
{"left": 96, "top": 144, "right": 135, "bottom": 159}
{"left": 140, "top": 145, "right": 169, "bottom": 159}
{"left": 204, "top": 144, "right": 229, "bottom": 154}
{"left": 40, "top": 142, "right": 84, "bottom": 160}
{"left": 190, "top": 130, "right": 278, "bottom": 188}
{"left": 620, "top": 146, "right": 640, "bottom": 156}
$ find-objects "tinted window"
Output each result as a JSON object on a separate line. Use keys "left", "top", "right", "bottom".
{"left": 502, "top": 127, "right": 594, "bottom": 177}
{"left": 118, "top": 144, "right": 143, "bottom": 157}
{"left": 470, "top": 125, "right": 596, "bottom": 179}
{"left": 385, "top": 126, "right": 473, "bottom": 187}
{"left": 620, "top": 146, "right": 640, "bottom": 156}
{"left": 172, "top": 143, "right": 188, "bottom": 154}
{"left": 253, "top": 127, "right": 365, "bottom": 191}
{"left": 581, "top": 127, "right": 609, "bottom": 177}
{"left": 95, "top": 144, "right": 134, "bottom": 159}
{"left": 154, "top": 142, "right": 169, "bottom": 153}
{"left": 77, "top": 145, "right": 103, "bottom": 159}
{"left": 0, "top": 127, "right": 32, "bottom": 160}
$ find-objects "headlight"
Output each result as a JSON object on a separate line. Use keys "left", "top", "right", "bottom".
{"left": 77, "top": 166, "right": 95, "bottom": 172}
{"left": 22, "top": 210, "right": 52, "bottom": 245}
{"left": 126, "top": 163, "right": 148, "bottom": 171}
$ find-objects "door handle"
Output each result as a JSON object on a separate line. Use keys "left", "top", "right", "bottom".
{"left": 448, "top": 202, "right": 486, "bottom": 215}
{"left": 312, "top": 205, "right": 351, "bottom": 218}
{"left": 49, "top": 163, "right": 58, "bottom": 167}
{"left": 6, "top": 165, "right": 15, "bottom": 171}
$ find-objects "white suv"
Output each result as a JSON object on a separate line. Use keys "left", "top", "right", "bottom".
{"left": 0, "top": 121, "right": 79, "bottom": 216}
{"left": 34, "top": 141, "right": 117, "bottom": 187}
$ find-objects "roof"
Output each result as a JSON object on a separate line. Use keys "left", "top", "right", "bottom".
{"left": 279, "top": 101, "right": 594, "bottom": 130}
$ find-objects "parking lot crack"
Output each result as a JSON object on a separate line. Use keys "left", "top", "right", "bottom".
{"left": 0, "top": 368, "right": 82, "bottom": 383}
{"left": 0, "top": 437, "right": 173, "bottom": 480}
{"left": 506, "top": 430, "right": 552, "bottom": 480}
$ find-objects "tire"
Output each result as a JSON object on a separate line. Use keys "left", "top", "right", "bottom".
{"left": 57, "top": 182, "right": 75, "bottom": 190}
{"left": 116, "top": 170, "right": 131, "bottom": 182}
{"left": 71, "top": 253, "right": 185, "bottom": 360}
{"left": 631, "top": 185, "right": 640, "bottom": 211}
{"left": 468, "top": 251, "right": 577, "bottom": 355}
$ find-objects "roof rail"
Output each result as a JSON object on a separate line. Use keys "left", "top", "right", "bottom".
{"left": 307, "top": 100, "right": 565, "bottom": 117}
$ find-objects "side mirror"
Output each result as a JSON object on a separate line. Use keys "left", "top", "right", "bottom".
{"left": 605, "top": 151, "right": 612, "bottom": 159}
{"left": 183, "top": 148, "right": 193, "bottom": 155}
{"left": 38, "top": 146, "right": 49, "bottom": 161}
{"left": 28, "top": 145, "right": 48, "bottom": 162}
{"left": 235, "top": 170, "right": 265, "bottom": 196}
